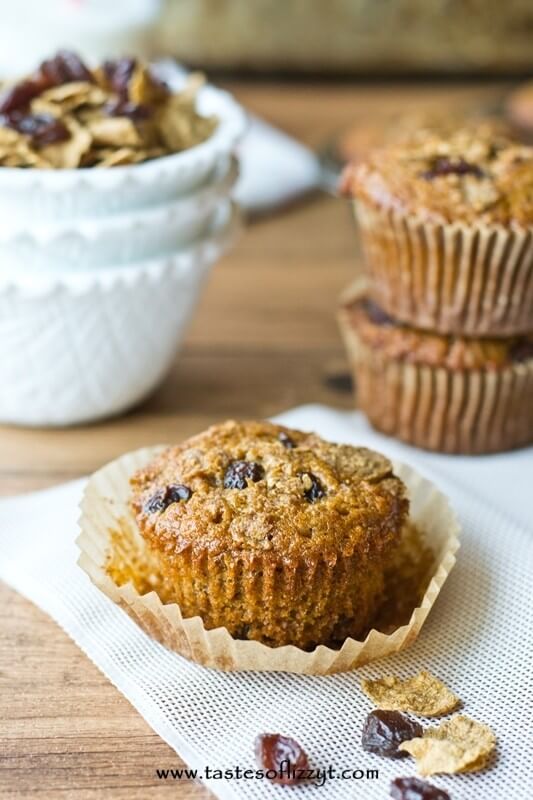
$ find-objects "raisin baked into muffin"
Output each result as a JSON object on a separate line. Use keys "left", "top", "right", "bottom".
{"left": 339, "top": 289, "right": 533, "bottom": 454}
{"left": 341, "top": 123, "right": 533, "bottom": 335}
{"left": 129, "top": 420, "right": 409, "bottom": 649}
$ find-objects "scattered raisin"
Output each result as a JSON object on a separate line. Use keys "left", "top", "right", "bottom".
{"left": 0, "top": 51, "right": 94, "bottom": 114}
{"left": 39, "top": 50, "right": 93, "bottom": 87}
{"left": 363, "top": 298, "right": 395, "bottom": 326}
{"left": 144, "top": 484, "right": 192, "bottom": 514}
{"left": 103, "top": 57, "right": 137, "bottom": 99}
{"left": 278, "top": 431, "right": 296, "bottom": 449}
{"left": 390, "top": 777, "right": 450, "bottom": 800}
{"left": 509, "top": 339, "right": 533, "bottom": 363}
{"left": 255, "top": 733, "right": 309, "bottom": 785}
{"left": 421, "top": 156, "right": 484, "bottom": 180}
{"left": 0, "top": 79, "right": 45, "bottom": 114}
{"left": 362, "top": 710, "right": 423, "bottom": 759}
{"left": 301, "top": 472, "right": 326, "bottom": 503}
{"left": 324, "top": 371, "right": 353, "bottom": 394}
{"left": 224, "top": 460, "right": 264, "bottom": 490}
{"left": 0, "top": 112, "right": 70, "bottom": 147}
{"left": 104, "top": 98, "right": 151, "bottom": 121}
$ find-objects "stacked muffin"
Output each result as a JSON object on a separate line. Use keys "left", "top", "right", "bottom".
{"left": 340, "top": 124, "right": 533, "bottom": 454}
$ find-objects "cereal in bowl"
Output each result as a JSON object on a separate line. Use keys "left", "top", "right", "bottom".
{"left": 0, "top": 51, "right": 217, "bottom": 168}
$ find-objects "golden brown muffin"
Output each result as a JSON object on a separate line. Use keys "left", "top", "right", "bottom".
{"left": 129, "top": 420, "right": 409, "bottom": 649}
{"left": 342, "top": 123, "right": 533, "bottom": 225}
{"left": 339, "top": 289, "right": 533, "bottom": 454}
{"left": 341, "top": 123, "right": 533, "bottom": 336}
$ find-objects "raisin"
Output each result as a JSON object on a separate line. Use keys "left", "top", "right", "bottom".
{"left": 278, "top": 431, "right": 296, "bottom": 449}
{"left": 223, "top": 460, "right": 264, "bottom": 490}
{"left": 255, "top": 733, "right": 309, "bottom": 785}
{"left": 421, "top": 156, "right": 484, "bottom": 180}
{"left": 0, "top": 112, "right": 70, "bottom": 147}
{"left": 324, "top": 371, "right": 353, "bottom": 394}
{"left": 144, "top": 484, "right": 192, "bottom": 514}
{"left": 390, "top": 776, "right": 450, "bottom": 800}
{"left": 363, "top": 298, "right": 395, "bottom": 326}
{"left": 144, "top": 490, "right": 166, "bottom": 514}
{"left": 0, "top": 52, "right": 93, "bottom": 114}
{"left": 104, "top": 98, "right": 151, "bottom": 121}
{"left": 165, "top": 484, "right": 192, "bottom": 503}
{"left": 301, "top": 472, "right": 326, "bottom": 502}
{"left": 362, "top": 710, "right": 423, "bottom": 759}
{"left": 510, "top": 339, "right": 533, "bottom": 363}
{"left": 0, "top": 79, "right": 45, "bottom": 114}
{"left": 38, "top": 50, "right": 93, "bottom": 86}
{"left": 103, "top": 57, "right": 136, "bottom": 99}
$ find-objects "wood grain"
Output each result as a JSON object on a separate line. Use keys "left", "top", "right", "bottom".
{"left": 0, "top": 79, "right": 506, "bottom": 799}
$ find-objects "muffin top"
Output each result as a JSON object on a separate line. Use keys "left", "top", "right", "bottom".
{"left": 130, "top": 420, "right": 408, "bottom": 564}
{"left": 344, "top": 295, "right": 533, "bottom": 370}
{"left": 342, "top": 123, "right": 533, "bottom": 225}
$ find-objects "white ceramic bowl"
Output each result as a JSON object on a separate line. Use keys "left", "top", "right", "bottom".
{"left": 0, "top": 82, "right": 247, "bottom": 221}
{"left": 0, "top": 158, "right": 238, "bottom": 273}
{"left": 0, "top": 204, "right": 240, "bottom": 427}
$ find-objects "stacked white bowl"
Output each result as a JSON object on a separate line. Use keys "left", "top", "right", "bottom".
{"left": 0, "top": 81, "right": 246, "bottom": 426}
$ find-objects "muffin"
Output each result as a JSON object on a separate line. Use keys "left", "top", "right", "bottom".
{"left": 341, "top": 123, "right": 533, "bottom": 336}
{"left": 339, "top": 287, "right": 533, "bottom": 454}
{"left": 129, "top": 420, "right": 409, "bottom": 649}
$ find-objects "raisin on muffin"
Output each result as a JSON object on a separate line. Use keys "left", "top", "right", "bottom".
{"left": 129, "top": 420, "right": 409, "bottom": 649}
{"left": 339, "top": 288, "right": 533, "bottom": 454}
{"left": 341, "top": 123, "right": 533, "bottom": 335}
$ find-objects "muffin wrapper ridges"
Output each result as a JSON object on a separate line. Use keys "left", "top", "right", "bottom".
{"left": 354, "top": 198, "right": 533, "bottom": 336}
{"left": 77, "top": 446, "right": 460, "bottom": 675}
{"left": 339, "top": 287, "right": 533, "bottom": 455}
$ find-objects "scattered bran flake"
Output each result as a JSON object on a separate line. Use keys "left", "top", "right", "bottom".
{"left": 361, "top": 671, "right": 460, "bottom": 717}
{"left": 399, "top": 714, "right": 496, "bottom": 776}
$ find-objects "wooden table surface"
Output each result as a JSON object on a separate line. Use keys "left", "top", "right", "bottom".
{"left": 0, "top": 79, "right": 509, "bottom": 799}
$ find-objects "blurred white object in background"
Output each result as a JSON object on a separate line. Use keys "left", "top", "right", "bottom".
{"left": 0, "top": 0, "right": 161, "bottom": 77}
{"left": 0, "top": 205, "right": 240, "bottom": 427}
{"left": 0, "top": 159, "right": 238, "bottom": 273}
{"left": 234, "top": 117, "right": 322, "bottom": 213}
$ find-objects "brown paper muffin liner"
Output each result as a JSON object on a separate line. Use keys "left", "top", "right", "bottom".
{"left": 339, "top": 285, "right": 533, "bottom": 454}
{"left": 76, "top": 445, "right": 460, "bottom": 674}
{"left": 353, "top": 198, "right": 533, "bottom": 336}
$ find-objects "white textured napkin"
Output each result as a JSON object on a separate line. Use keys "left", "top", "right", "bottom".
{"left": 1, "top": 405, "right": 532, "bottom": 800}
{"left": 234, "top": 117, "right": 322, "bottom": 213}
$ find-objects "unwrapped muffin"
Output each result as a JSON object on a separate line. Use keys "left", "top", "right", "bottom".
{"left": 341, "top": 123, "right": 533, "bottom": 336}
{"left": 128, "top": 420, "right": 409, "bottom": 649}
{"left": 339, "top": 286, "right": 533, "bottom": 454}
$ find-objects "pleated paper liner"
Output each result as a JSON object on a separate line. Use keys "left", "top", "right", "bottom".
{"left": 353, "top": 198, "right": 533, "bottom": 336}
{"left": 77, "top": 446, "right": 460, "bottom": 675}
{"left": 339, "top": 281, "right": 533, "bottom": 454}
